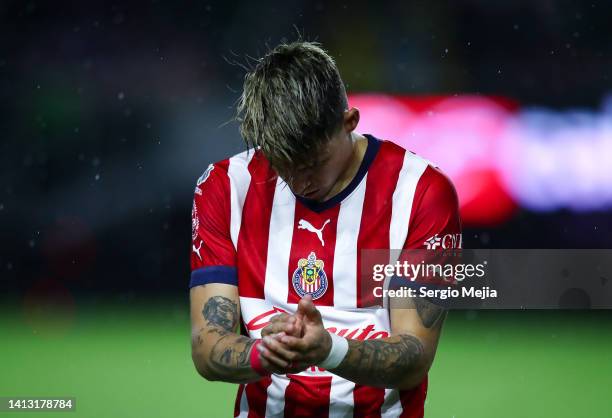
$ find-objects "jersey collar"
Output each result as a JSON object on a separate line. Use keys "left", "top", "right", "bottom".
{"left": 295, "top": 134, "right": 381, "bottom": 213}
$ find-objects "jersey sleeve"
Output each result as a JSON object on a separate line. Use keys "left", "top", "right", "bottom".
{"left": 403, "top": 165, "right": 462, "bottom": 250}
{"left": 190, "top": 163, "right": 238, "bottom": 288}
{"left": 393, "top": 165, "right": 462, "bottom": 294}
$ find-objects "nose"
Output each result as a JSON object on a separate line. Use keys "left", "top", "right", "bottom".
{"left": 288, "top": 175, "right": 313, "bottom": 196}
{"left": 296, "top": 180, "right": 312, "bottom": 195}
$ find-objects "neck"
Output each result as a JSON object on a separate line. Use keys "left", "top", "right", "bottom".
{"left": 323, "top": 133, "right": 368, "bottom": 201}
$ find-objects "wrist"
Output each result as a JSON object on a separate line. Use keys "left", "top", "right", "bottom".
{"left": 317, "top": 331, "right": 349, "bottom": 370}
{"left": 249, "top": 339, "right": 271, "bottom": 376}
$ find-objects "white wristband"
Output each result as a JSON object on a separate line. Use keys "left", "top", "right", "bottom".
{"left": 318, "top": 332, "right": 349, "bottom": 370}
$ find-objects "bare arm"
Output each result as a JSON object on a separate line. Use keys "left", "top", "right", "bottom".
{"left": 262, "top": 296, "right": 446, "bottom": 390}
{"left": 190, "top": 283, "right": 262, "bottom": 384}
{"left": 331, "top": 297, "right": 445, "bottom": 389}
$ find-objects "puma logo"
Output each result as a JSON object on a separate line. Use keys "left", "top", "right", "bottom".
{"left": 298, "top": 219, "right": 331, "bottom": 246}
{"left": 192, "top": 241, "right": 203, "bottom": 261}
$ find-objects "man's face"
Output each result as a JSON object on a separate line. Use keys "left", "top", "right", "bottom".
{"left": 283, "top": 132, "right": 354, "bottom": 202}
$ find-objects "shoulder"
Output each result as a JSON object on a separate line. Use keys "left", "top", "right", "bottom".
{"left": 194, "top": 148, "right": 269, "bottom": 192}
{"left": 409, "top": 161, "right": 461, "bottom": 236}
{"left": 195, "top": 149, "right": 250, "bottom": 182}
{"left": 372, "top": 136, "right": 458, "bottom": 219}
{"left": 416, "top": 164, "right": 458, "bottom": 207}
{"left": 383, "top": 138, "right": 456, "bottom": 202}
{"left": 375, "top": 137, "right": 456, "bottom": 202}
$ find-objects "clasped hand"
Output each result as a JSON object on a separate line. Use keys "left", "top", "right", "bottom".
{"left": 257, "top": 296, "right": 332, "bottom": 374}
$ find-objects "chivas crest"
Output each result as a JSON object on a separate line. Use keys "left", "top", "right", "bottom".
{"left": 292, "top": 252, "right": 328, "bottom": 300}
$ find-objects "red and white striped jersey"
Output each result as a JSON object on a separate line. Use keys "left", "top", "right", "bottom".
{"left": 190, "top": 134, "right": 462, "bottom": 418}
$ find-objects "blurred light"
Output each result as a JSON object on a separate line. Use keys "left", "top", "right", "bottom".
{"left": 349, "top": 94, "right": 612, "bottom": 226}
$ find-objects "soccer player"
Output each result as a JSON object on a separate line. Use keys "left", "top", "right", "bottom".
{"left": 190, "top": 41, "right": 461, "bottom": 417}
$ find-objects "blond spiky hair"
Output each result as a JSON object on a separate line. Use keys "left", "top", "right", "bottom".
{"left": 236, "top": 41, "right": 348, "bottom": 177}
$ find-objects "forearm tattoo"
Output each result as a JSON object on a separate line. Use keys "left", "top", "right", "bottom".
{"left": 334, "top": 335, "right": 425, "bottom": 388}
{"left": 332, "top": 298, "right": 445, "bottom": 387}
{"left": 197, "top": 296, "right": 256, "bottom": 382}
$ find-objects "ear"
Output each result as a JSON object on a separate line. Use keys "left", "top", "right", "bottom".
{"left": 343, "top": 107, "right": 360, "bottom": 133}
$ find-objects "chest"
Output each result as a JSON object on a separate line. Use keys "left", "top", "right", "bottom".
{"left": 235, "top": 182, "right": 402, "bottom": 309}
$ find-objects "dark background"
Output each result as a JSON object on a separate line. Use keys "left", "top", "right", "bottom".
{"left": 1, "top": 0, "right": 611, "bottom": 301}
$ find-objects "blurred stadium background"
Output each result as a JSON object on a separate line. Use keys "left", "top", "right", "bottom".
{"left": 1, "top": 1, "right": 611, "bottom": 417}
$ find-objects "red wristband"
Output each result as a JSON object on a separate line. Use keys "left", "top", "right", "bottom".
{"left": 250, "top": 340, "right": 270, "bottom": 376}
